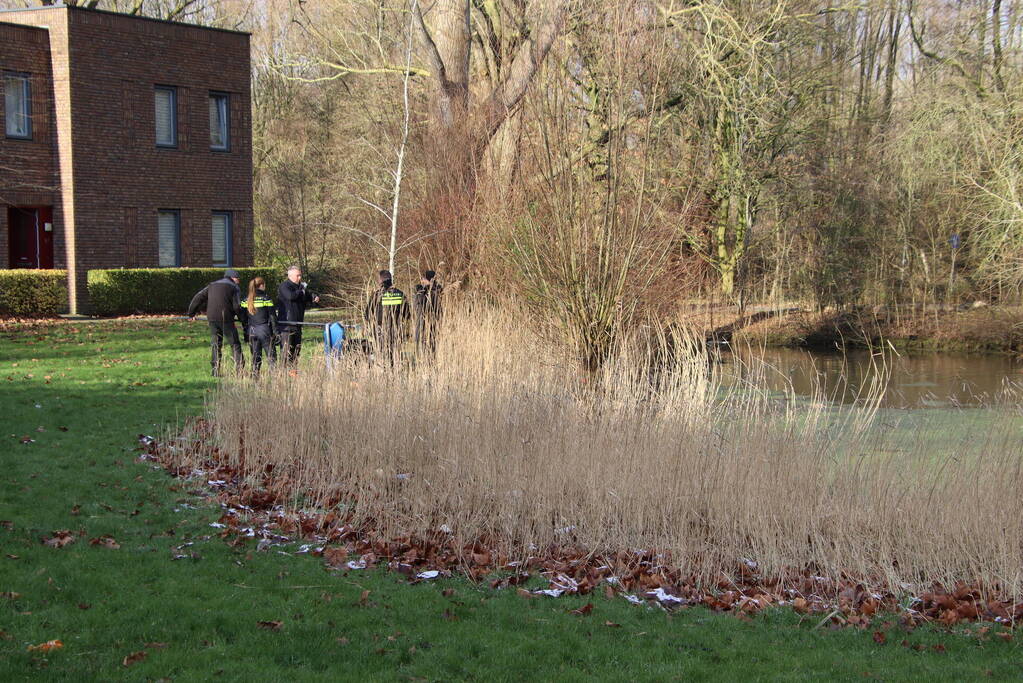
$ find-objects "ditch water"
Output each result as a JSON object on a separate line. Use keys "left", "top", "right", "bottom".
{"left": 718, "top": 347, "right": 1023, "bottom": 408}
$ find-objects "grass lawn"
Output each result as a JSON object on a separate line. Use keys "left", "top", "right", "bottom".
{"left": 0, "top": 317, "right": 1019, "bottom": 680}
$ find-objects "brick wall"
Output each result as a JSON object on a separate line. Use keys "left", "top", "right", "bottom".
{"left": 0, "top": 21, "right": 62, "bottom": 269}
{"left": 1, "top": 7, "right": 252, "bottom": 313}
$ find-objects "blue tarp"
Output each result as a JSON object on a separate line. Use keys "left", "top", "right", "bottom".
{"left": 323, "top": 322, "right": 346, "bottom": 368}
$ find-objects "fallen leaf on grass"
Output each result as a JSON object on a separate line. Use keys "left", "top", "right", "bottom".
{"left": 872, "top": 631, "right": 887, "bottom": 645}
{"left": 441, "top": 588, "right": 455, "bottom": 598}
{"left": 78, "top": 603, "right": 91, "bottom": 610}
{"left": 516, "top": 588, "right": 533, "bottom": 599}
{"left": 0, "top": 630, "right": 11, "bottom": 640}
{"left": 70, "top": 505, "right": 81, "bottom": 516}
{"left": 27, "top": 640, "right": 63, "bottom": 652}
{"left": 932, "top": 643, "right": 947, "bottom": 653}
{"left": 604, "top": 621, "right": 621, "bottom": 627}
{"left": 1, "top": 592, "right": 22, "bottom": 600}
{"left": 996, "top": 632, "right": 1013, "bottom": 642}
{"left": 443, "top": 609, "right": 458, "bottom": 621}
{"left": 939, "top": 609, "right": 959, "bottom": 626}
{"left": 42, "top": 530, "right": 75, "bottom": 548}
{"left": 89, "top": 536, "right": 120, "bottom": 550}
{"left": 336, "top": 637, "right": 349, "bottom": 645}
{"left": 569, "top": 603, "right": 594, "bottom": 616}
{"left": 0, "top": 520, "right": 12, "bottom": 529}
{"left": 122, "top": 651, "right": 147, "bottom": 667}
{"left": 145, "top": 642, "right": 168, "bottom": 649}
{"left": 359, "top": 590, "right": 370, "bottom": 606}
{"left": 322, "top": 547, "right": 347, "bottom": 567}
{"left": 257, "top": 621, "right": 283, "bottom": 631}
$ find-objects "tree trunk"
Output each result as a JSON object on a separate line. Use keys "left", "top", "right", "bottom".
{"left": 431, "top": 0, "right": 471, "bottom": 124}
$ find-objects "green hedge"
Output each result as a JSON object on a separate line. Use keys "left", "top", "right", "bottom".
{"left": 87, "top": 268, "right": 281, "bottom": 316}
{"left": 0, "top": 270, "right": 69, "bottom": 317}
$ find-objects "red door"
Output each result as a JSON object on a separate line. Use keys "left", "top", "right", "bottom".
{"left": 7, "top": 207, "right": 54, "bottom": 269}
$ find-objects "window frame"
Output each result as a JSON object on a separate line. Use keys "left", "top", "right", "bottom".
{"left": 209, "top": 91, "right": 230, "bottom": 152}
{"left": 157, "top": 209, "right": 181, "bottom": 267}
{"left": 211, "top": 211, "right": 233, "bottom": 267}
{"left": 4, "top": 71, "right": 33, "bottom": 140}
{"left": 154, "top": 85, "right": 178, "bottom": 149}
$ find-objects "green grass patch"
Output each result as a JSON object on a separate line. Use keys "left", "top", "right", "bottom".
{"left": 0, "top": 319, "right": 1019, "bottom": 679}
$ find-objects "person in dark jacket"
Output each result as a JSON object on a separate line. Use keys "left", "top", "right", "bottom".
{"left": 276, "top": 265, "right": 319, "bottom": 366}
{"left": 187, "top": 269, "right": 247, "bottom": 377}
{"left": 364, "top": 269, "right": 410, "bottom": 366}
{"left": 245, "top": 276, "right": 277, "bottom": 378}
{"left": 413, "top": 269, "right": 443, "bottom": 354}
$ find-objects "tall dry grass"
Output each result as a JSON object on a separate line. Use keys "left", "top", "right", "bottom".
{"left": 177, "top": 307, "right": 1023, "bottom": 598}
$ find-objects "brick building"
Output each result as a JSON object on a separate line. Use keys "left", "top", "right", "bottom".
{"left": 0, "top": 5, "right": 252, "bottom": 313}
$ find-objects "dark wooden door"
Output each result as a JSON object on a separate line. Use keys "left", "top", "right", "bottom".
{"left": 7, "top": 207, "right": 54, "bottom": 269}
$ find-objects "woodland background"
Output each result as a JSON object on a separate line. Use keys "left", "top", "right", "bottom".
{"left": 5, "top": 0, "right": 1022, "bottom": 351}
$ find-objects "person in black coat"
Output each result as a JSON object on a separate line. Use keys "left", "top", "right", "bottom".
{"left": 187, "top": 269, "right": 247, "bottom": 377}
{"left": 364, "top": 269, "right": 410, "bottom": 366}
{"left": 413, "top": 269, "right": 443, "bottom": 354}
{"left": 276, "top": 265, "right": 319, "bottom": 366}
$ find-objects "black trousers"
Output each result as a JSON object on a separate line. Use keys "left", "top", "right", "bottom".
{"left": 209, "top": 321, "right": 243, "bottom": 376}
{"left": 415, "top": 317, "right": 439, "bottom": 355}
{"left": 249, "top": 325, "right": 276, "bottom": 378}
{"left": 373, "top": 326, "right": 402, "bottom": 367}
{"left": 279, "top": 328, "right": 302, "bottom": 366}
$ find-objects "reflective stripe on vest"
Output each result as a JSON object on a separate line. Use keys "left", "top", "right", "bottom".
{"left": 254, "top": 298, "right": 274, "bottom": 308}
{"left": 382, "top": 293, "right": 404, "bottom": 306}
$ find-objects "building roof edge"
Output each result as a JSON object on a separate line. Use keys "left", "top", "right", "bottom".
{"left": 0, "top": 4, "right": 250, "bottom": 37}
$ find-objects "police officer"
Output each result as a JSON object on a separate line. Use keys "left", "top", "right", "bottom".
{"left": 276, "top": 265, "right": 319, "bottom": 366}
{"left": 187, "top": 269, "right": 246, "bottom": 377}
{"left": 413, "top": 269, "right": 443, "bottom": 354}
{"left": 245, "top": 276, "right": 277, "bottom": 378}
{"left": 364, "top": 269, "right": 409, "bottom": 366}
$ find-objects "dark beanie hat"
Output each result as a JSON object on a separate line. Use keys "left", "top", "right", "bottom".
{"left": 422, "top": 269, "right": 436, "bottom": 281}
{"left": 224, "top": 269, "right": 240, "bottom": 279}
{"left": 378, "top": 270, "right": 392, "bottom": 284}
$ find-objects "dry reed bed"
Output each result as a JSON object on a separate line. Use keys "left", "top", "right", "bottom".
{"left": 168, "top": 309, "right": 1023, "bottom": 604}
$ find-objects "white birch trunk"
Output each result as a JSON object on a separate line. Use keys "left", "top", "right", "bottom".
{"left": 388, "top": 0, "right": 417, "bottom": 274}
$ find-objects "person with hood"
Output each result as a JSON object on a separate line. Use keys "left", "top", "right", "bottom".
{"left": 187, "top": 269, "right": 247, "bottom": 377}
{"left": 245, "top": 276, "right": 277, "bottom": 378}
{"left": 276, "top": 265, "right": 319, "bottom": 366}
{"left": 413, "top": 269, "right": 443, "bottom": 354}
{"left": 364, "top": 269, "right": 410, "bottom": 366}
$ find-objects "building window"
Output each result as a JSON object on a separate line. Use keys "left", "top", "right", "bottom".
{"left": 211, "top": 212, "right": 232, "bottom": 267}
{"left": 157, "top": 210, "right": 181, "bottom": 267}
{"left": 209, "top": 92, "right": 229, "bottom": 151}
{"left": 155, "top": 86, "right": 177, "bottom": 147}
{"left": 4, "top": 72, "right": 32, "bottom": 140}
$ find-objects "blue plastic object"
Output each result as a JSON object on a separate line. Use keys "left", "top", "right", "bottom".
{"left": 323, "top": 322, "right": 346, "bottom": 368}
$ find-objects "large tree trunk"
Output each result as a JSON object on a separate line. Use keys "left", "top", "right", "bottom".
{"left": 417, "top": 0, "right": 567, "bottom": 147}
{"left": 429, "top": 0, "right": 471, "bottom": 125}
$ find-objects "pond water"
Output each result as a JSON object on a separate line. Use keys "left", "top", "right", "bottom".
{"left": 718, "top": 347, "right": 1023, "bottom": 408}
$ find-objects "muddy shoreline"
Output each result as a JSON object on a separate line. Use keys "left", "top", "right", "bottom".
{"left": 686, "top": 304, "right": 1023, "bottom": 355}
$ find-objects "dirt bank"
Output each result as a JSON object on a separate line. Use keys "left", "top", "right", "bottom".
{"left": 685, "top": 304, "right": 1023, "bottom": 354}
